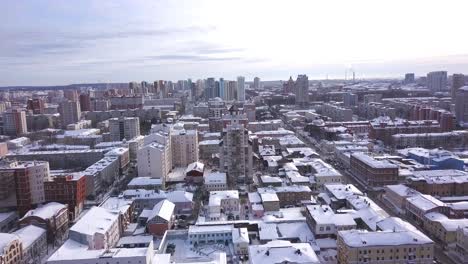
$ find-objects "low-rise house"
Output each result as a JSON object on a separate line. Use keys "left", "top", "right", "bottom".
{"left": 208, "top": 190, "right": 240, "bottom": 221}
{"left": 423, "top": 212, "right": 468, "bottom": 245}
{"left": 146, "top": 200, "right": 175, "bottom": 236}
{"left": 383, "top": 184, "right": 420, "bottom": 214}
{"left": 13, "top": 225, "right": 47, "bottom": 264}
{"left": 204, "top": 172, "right": 227, "bottom": 191}
{"left": 405, "top": 194, "right": 447, "bottom": 225}
{"left": 305, "top": 205, "right": 356, "bottom": 237}
{"left": 19, "top": 202, "right": 68, "bottom": 243}
{"left": 248, "top": 240, "right": 320, "bottom": 264}
{"left": 0, "top": 233, "right": 23, "bottom": 264}
{"left": 123, "top": 189, "right": 193, "bottom": 216}
{"left": 185, "top": 161, "right": 204, "bottom": 184}
{"left": 232, "top": 227, "right": 249, "bottom": 256}
{"left": 257, "top": 186, "right": 312, "bottom": 208}
{"left": 68, "top": 206, "right": 120, "bottom": 250}
{"left": 127, "top": 177, "right": 162, "bottom": 191}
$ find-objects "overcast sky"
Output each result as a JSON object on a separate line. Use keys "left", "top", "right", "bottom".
{"left": 2, "top": 0, "right": 468, "bottom": 86}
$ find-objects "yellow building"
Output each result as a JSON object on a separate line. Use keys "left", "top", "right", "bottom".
{"left": 337, "top": 229, "right": 434, "bottom": 264}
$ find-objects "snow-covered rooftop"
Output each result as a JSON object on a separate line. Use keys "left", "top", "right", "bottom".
{"left": 248, "top": 240, "right": 320, "bottom": 264}
{"left": 338, "top": 229, "right": 433, "bottom": 247}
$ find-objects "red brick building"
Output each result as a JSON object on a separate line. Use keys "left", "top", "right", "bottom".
{"left": 369, "top": 117, "right": 441, "bottom": 145}
{"left": 350, "top": 153, "right": 399, "bottom": 188}
{"left": 44, "top": 174, "right": 86, "bottom": 220}
{"left": 146, "top": 200, "right": 175, "bottom": 236}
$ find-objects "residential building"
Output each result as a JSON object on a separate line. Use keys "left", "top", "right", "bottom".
{"left": 170, "top": 124, "right": 198, "bottom": 167}
{"left": 185, "top": 161, "right": 204, "bottom": 184}
{"left": 407, "top": 170, "right": 468, "bottom": 197}
{"left": 0, "top": 160, "right": 50, "bottom": 216}
{"left": 249, "top": 240, "right": 320, "bottom": 264}
{"left": 109, "top": 117, "right": 140, "bottom": 141}
{"left": 44, "top": 173, "right": 86, "bottom": 220}
{"left": 122, "top": 189, "right": 193, "bottom": 216}
{"left": 146, "top": 199, "right": 175, "bottom": 236}
{"left": 253, "top": 77, "right": 260, "bottom": 89}
{"left": 295, "top": 74, "right": 309, "bottom": 106}
{"left": 257, "top": 186, "right": 312, "bottom": 207}
{"left": 369, "top": 116, "right": 441, "bottom": 145}
{"left": 405, "top": 73, "right": 415, "bottom": 84}
{"left": 219, "top": 107, "right": 253, "bottom": 187}
{"left": 137, "top": 133, "right": 171, "bottom": 184}
{"left": 59, "top": 100, "right": 81, "bottom": 128}
{"left": 27, "top": 98, "right": 45, "bottom": 114}
{"left": 208, "top": 190, "right": 240, "bottom": 221}
{"left": 350, "top": 153, "right": 399, "bottom": 188}
{"left": 46, "top": 240, "right": 155, "bottom": 264}
{"left": 321, "top": 102, "right": 353, "bottom": 121}
{"left": 305, "top": 205, "right": 356, "bottom": 237}
{"left": 452, "top": 73, "right": 465, "bottom": 100}
{"left": 127, "top": 177, "right": 162, "bottom": 190}
{"left": 456, "top": 86, "right": 468, "bottom": 126}
{"left": 427, "top": 71, "right": 447, "bottom": 93}
{"left": 68, "top": 206, "right": 120, "bottom": 250}
{"left": 237, "top": 76, "right": 245, "bottom": 101}
{"left": 204, "top": 172, "right": 227, "bottom": 191}
{"left": 337, "top": 228, "right": 434, "bottom": 264}
{"left": 2, "top": 109, "right": 27, "bottom": 136}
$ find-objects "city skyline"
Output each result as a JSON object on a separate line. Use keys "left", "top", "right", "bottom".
{"left": 2, "top": 0, "right": 468, "bottom": 86}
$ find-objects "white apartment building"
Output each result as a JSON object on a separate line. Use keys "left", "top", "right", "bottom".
{"left": 109, "top": 117, "right": 140, "bottom": 141}
{"left": 170, "top": 124, "right": 198, "bottom": 167}
{"left": 237, "top": 76, "right": 245, "bottom": 101}
{"left": 137, "top": 133, "right": 172, "bottom": 183}
{"left": 427, "top": 71, "right": 447, "bottom": 93}
{"left": 59, "top": 100, "right": 81, "bottom": 128}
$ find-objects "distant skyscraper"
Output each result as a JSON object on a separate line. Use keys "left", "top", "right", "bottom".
{"left": 226, "top": 81, "right": 237, "bottom": 101}
{"left": 426, "top": 71, "right": 447, "bottom": 93}
{"left": 79, "top": 93, "right": 91, "bottom": 112}
{"left": 59, "top": 100, "right": 81, "bottom": 128}
{"left": 129, "top": 82, "right": 138, "bottom": 95}
{"left": 2, "top": 109, "right": 27, "bottom": 136}
{"left": 237, "top": 76, "right": 245, "bottom": 101}
{"left": 455, "top": 86, "right": 468, "bottom": 126}
{"left": 214, "top": 81, "right": 220, "bottom": 98}
{"left": 219, "top": 78, "right": 225, "bottom": 100}
{"left": 283, "top": 76, "right": 295, "bottom": 94}
{"left": 195, "top": 79, "right": 204, "bottom": 98}
{"left": 404, "top": 73, "right": 415, "bottom": 84}
{"left": 206, "top": 78, "right": 216, "bottom": 99}
{"left": 295, "top": 74, "right": 309, "bottom": 106}
{"left": 452, "top": 73, "right": 465, "bottom": 100}
{"left": 253, "top": 77, "right": 261, "bottom": 89}
{"left": 64, "top": 89, "right": 79, "bottom": 101}
{"left": 109, "top": 117, "right": 140, "bottom": 141}
{"left": 27, "top": 98, "right": 45, "bottom": 114}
